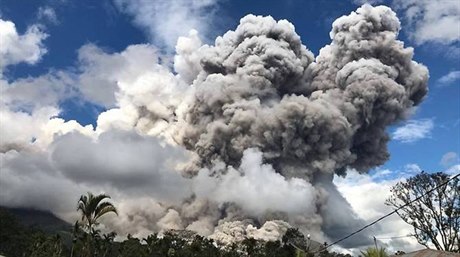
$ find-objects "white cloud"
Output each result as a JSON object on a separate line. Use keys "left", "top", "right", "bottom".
{"left": 0, "top": 104, "right": 95, "bottom": 153}
{"left": 0, "top": 31, "right": 197, "bottom": 237}
{"left": 0, "top": 129, "right": 189, "bottom": 205}
{"left": 403, "top": 163, "right": 422, "bottom": 175}
{"left": 0, "top": 18, "right": 84, "bottom": 153}
{"left": 113, "top": 0, "right": 221, "bottom": 50}
{"left": 0, "top": 149, "right": 89, "bottom": 214}
{"left": 334, "top": 169, "right": 423, "bottom": 253}
{"left": 392, "top": 119, "right": 433, "bottom": 143}
{"left": 0, "top": 40, "right": 189, "bottom": 152}
{"left": 0, "top": 19, "right": 48, "bottom": 73}
{"left": 0, "top": 106, "right": 58, "bottom": 152}
{"left": 0, "top": 40, "right": 180, "bottom": 124}
{"left": 0, "top": 71, "right": 75, "bottom": 112}
{"left": 77, "top": 43, "right": 161, "bottom": 107}
{"left": 445, "top": 164, "right": 460, "bottom": 175}
{"left": 437, "top": 70, "right": 460, "bottom": 86}
{"left": 335, "top": 163, "right": 460, "bottom": 253}
{"left": 440, "top": 152, "right": 459, "bottom": 167}
{"left": 51, "top": 130, "right": 191, "bottom": 201}
{"left": 393, "top": 0, "right": 460, "bottom": 55}
{"left": 370, "top": 164, "right": 421, "bottom": 181}
{"left": 0, "top": 70, "right": 86, "bottom": 152}
{"left": 37, "top": 6, "right": 58, "bottom": 24}
{"left": 0, "top": 130, "right": 193, "bottom": 238}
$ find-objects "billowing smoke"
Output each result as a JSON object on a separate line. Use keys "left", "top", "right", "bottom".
{"left": 0, "top": 4, "right": 428, "bottom": 247}
{"left": 110, "top": 4, "right": 427, "bottom": 244}
{"left": 177, "top": 6, "right": 427, "bottom": 177}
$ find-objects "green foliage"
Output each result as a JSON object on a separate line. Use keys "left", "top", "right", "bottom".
{"left": 283, "top": 228, "right": 305, "bottom": 245}
{"left": 28, "top": 234, "right": 66, "bottom": 257}
{"left": 117, "top": 236, "right": 148, "bottom": 257}
{"left": 0, "top": 208, "right": 29, "bottom": 256}
{"left": 360, "top": 247, "right": 388, "bottom": 257}
{"left": 77, "top": 192, "right": 118, "bottom": 234}
{"left": 75, "top": 192, "right": 118, "bottom": 257}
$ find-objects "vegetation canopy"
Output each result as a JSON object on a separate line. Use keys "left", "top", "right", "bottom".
{"left": 385, "top": 172, "right": 459, "bottom": 252}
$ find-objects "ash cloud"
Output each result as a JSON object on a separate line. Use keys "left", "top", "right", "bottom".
{"left": 178, "top": 5, "right": 428, "bottom": 179}
{"left": 0, "top": 4, "right": 428, "bottom": 248}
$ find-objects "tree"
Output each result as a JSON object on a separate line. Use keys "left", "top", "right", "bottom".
{"left": 117, "top": 235, "right": 147, "bottom": 257}
{"left": 76, "top": 192, "right": 118, "bottom": 257}
{"left": 360, "top": 247, "right": 388, "bottom": 257}
{"left": 0, "top": 208, "right": 30, "bottom": 257}
{"left": 28, "top": 234, "right": 65, "bottom": 257}
{"left": 77, "top": 192, "right": 118, "bottom": 234}
{"left": 92, "top": 231, "right": 117, "bottom": 257}
{"left": 385, "top": 172, "right": 459, "bottom": 252}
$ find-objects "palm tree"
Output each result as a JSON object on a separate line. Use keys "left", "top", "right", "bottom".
{"left": 77, "top": 192, "right": 118, "bottom": 257}
{"left": 77, "top": 192, "right": 118, "bottom": 233}
{"left": 361, "top": 247, "right": 389, "bottom": 257}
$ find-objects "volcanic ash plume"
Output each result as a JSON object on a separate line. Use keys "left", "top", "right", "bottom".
{"left": 178, "top": 5, "right": 428, "bottom": 178}
{"left": 0, "top": 4, "right": 429, "bottom": 247}
{"left": 99, "top": 4, "right": 429, "bottom": 244}
{"left": 162, "top": 4, "right": 427, "bottom": 244}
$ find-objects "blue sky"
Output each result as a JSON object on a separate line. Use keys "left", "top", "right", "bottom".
{"left": 2, "top": 0, "right": 458, "bottom": 174}
{"left": 1, "top": 0, "right": 459, "bottom": 252}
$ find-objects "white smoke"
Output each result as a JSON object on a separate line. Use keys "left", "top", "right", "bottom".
{"left": 114, "top": 0, "right": 221, "bottom": 50}
{"left": 193, "top": 149, "right": 317, "bottom": 217}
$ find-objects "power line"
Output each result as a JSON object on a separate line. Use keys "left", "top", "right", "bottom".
{"left": 374, "top": 234, "right": 414, "bottom": 240}
{"left": 314, "top": 172, "right": 460, "bottom": 253}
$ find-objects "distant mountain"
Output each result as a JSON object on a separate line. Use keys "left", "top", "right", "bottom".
{"left": 0, "top": 206, "right": 71, "bottom": 234}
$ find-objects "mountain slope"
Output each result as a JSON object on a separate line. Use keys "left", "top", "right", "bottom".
{"left": 0, "top": 206, "right": 71, "bottom": 234}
